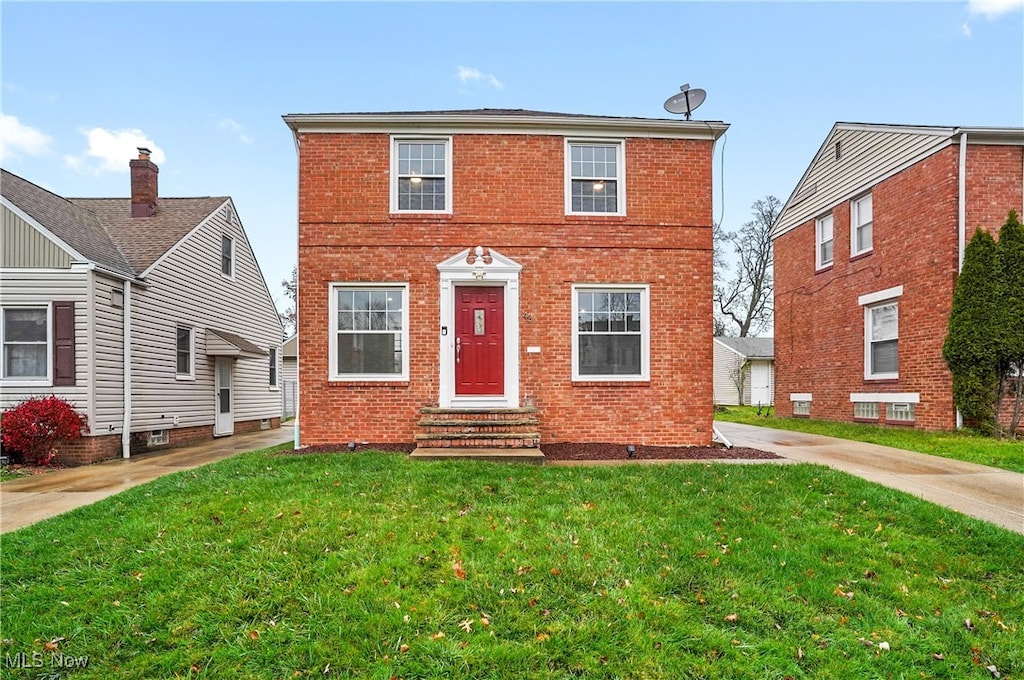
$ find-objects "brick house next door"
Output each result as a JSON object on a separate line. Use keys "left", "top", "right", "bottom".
{"left": 438, "top": 247, "right": 521, "bottom": 409}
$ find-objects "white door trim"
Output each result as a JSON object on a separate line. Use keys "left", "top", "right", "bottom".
{"left": 214, "top": 357, "right": 234, "bottom": 436}
{"left": 437, "top": 247, "right": 521, "bottom": 409}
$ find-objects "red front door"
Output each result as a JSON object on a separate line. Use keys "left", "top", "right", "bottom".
{"left": 455, "top": 286, "right": 504, "bottom": 395}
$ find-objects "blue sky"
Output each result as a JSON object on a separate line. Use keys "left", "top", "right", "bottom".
{"left": 2, "top": 1, "right": 1022, "bottom": 315}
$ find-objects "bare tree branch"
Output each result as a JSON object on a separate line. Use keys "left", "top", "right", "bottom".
{"left": 713, "top": 195, "right": 778, "bottom": 337}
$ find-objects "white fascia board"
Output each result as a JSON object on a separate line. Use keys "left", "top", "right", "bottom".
{"left": 283, "top": 113, "right": 728, "bottom": 141}
{"left": 858, "top": 286, "right": 903, "bottom": 307}
{"left": 850, "top": 392, "right": 920, "bottom": 403}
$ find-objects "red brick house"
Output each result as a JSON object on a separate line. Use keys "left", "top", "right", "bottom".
{"left": 773, "top": 123, "right": 1024, "bottom": 430}
{"left": 283, "top": 109, "right": 728, "bottom": 454}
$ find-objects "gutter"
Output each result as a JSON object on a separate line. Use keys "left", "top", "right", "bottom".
{"left": 121, "top": 281, "right": 132, "bottom": 458}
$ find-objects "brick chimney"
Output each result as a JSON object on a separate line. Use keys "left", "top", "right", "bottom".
{"left": 130, "top": 147, "right": 158, "bottom": 217}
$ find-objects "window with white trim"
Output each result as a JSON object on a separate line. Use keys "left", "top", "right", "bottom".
{"left": 851, "top": 193, "right": 873, "bottom": 256}
{"left": 330, "top": 284, "right": 409, "bottom": 380}
{"left": 269, "top": 347, "right": 279, "bottom": 388}
{"left": 2, "top": 306, "right": 49, "bottom": 380}
{"left": 572, "top": 286, "right": 648, "bottom": 380}
{"left": 792, "top": 401, "right": 810, "bottom": 416}
{"left": 392, "top": 138, "right": 450, "bottom": 213}
{"left": 176, "top": 326, "right": 194, "bottom": 379}
{"left": 566, "top": 140, "right": 624, "bottom": 215}
{"left": 816, "top": 213, "right": 834, "bottom": 269}
{"left": 865, "top": 302, "right": 898, "bottom": 379}
{"left": 221, "top": 235, "right": 235, "bottom": 278}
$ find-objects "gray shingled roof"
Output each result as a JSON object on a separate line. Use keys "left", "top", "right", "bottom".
{"left": 1, "top": 169, "right": 135, "bottom": 277}
{"left": 716, "top": 336, "right": 774, "bottom": 359}
{"left": 1, "top": 168, "right": 228, "bottom": 278}
{"left": 70, "top": 196, "right": 227, "bottom": 274}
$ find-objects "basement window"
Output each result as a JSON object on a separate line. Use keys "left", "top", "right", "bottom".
{"left": 853, "top": 402, "right": 879, "bottom": 420}
{"left": 886, "top": 402, "right": 915, "bottom": 423}
{"left": 792, "top": 401, "right": 811, "bottom": 417}
{"left": 149, "top": 430, "right": 169, "bottom": 446}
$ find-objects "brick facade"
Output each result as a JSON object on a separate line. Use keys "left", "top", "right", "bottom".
{"left": 775, "top": 137, "right": 1024, "bottom": 431}
{"left": 292, "top": 114, "right": 726, "bottom": 447}
{"left": 50, "top": 417, "right": 280, "bottom": 466}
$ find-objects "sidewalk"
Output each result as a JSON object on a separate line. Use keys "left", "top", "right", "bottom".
{"left": 1, "top": 426, "right": 294, "bottom": 534}
{"left": 715, "top": 421, "right": 1024, "bottom": 534}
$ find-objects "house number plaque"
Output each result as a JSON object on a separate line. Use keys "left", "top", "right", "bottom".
{"left": 474, "top": 309, "right": 485, "bottom": 335}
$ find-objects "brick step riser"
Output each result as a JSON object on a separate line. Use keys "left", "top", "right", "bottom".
{"left": 419, "top": 425, "right": 539, "bottom": 436}
{"left": 420, "top": 414, "right": 536, "bottom": 423}
{"left": 415, "top": 438, "right": 541, "bottom": 449}
{"left": 418, "top": 418, "right": 540, "bottom": 428}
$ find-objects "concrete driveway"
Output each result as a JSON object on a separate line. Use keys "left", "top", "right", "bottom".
{"left": 1, "top": 426, "right": 294, "bottom": 534}
{"left": 716, "top": 421, "right": 1024, "bottom": 534}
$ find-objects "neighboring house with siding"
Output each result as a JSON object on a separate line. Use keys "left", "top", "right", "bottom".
{"left": 284, "top": 109, "right": 728, "bottom": 454}
{"left": 713, "top": 337, "right": 774, "bottom": 406}
{"left": 1, "top": 151, "right": 284, "bottom": 464}
{"left": 772, "top": 122, "right": 1024, "bottom": 430}
{"left": 282, "top": 333, "right": 297, "bottom": 419}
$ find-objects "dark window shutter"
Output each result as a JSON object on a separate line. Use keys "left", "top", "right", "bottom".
{"left": 53, "top": 301, "right": 76, "bottom": 386}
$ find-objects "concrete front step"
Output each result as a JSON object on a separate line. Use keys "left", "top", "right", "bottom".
{"left": 410, "top": 447, "right": 545, "bottom": 464}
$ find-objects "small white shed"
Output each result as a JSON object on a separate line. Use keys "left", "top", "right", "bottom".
{"left": 713, "top": 337, "right": 775, "bottom": 407}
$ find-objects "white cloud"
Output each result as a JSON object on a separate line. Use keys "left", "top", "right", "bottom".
{"left": 962, "top": 21, "right": 973, "bottom": 36}
{"left": 217, "top": 118, "right": 254, "bottom": 145}
{"left": 0, "top": 114, "right": 53, "bottom": 160}
{"left": 456, "top": 65, "right": 504, "bottom": 91}
{"left": 65, "top": 127, "right": 165, "bottom": 174}
{"left": 967, "top": 0, "right": 1023, "bottom": 18}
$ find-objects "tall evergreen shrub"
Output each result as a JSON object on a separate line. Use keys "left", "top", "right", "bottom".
{"left": 996, "top": 210, "right": 1024, "bottom": 433}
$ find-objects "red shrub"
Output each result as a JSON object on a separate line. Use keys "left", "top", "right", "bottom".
{"left": 1, "top": 396, "right": 88, "bottom": 466}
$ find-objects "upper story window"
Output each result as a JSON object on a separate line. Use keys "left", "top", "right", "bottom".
{"left": 176, "top": 326, "right": 194, "bottom": 379}
{"left": 2, "top": 306, "right": 49, "bottom": 382}
{"left": 566, "top": 140, "right": 625, "bottom": 215}
{"left": 816, "top": 213, "right": 834, "bottom": 269}
{"left": 330, "top": 284, "right": 409, "bottom": 380}
{"left": 391, "top": 138, "right": 451, "bottom": 213}
{"left": 221, "top": 235, "right": 235, "bottom": 278}
{"left": 572, "top": 285, "right": 649, "bottom": 381}
{"left": 269, "top": 347, "right": 279, "bottom": 388}
{"left": 851, "top": 193, "right": 873, "bottom": 257}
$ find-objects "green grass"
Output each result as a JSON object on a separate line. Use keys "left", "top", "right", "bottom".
{"left": 3, "top": 445, "right": 1022, "bottom": 679}
{"left": 716, "top": 406, "right": 1024, "bottom": 474}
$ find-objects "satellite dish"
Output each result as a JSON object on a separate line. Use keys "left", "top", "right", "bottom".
{"left": 663, "top": 83, "right": 706, "bottom": 120}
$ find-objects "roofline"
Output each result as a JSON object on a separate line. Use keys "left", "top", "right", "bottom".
{"left": 282, "top": 111, "right": 729, "bottom": 141}
{"left": 771, "top": 121, "right": 1024, "bottom": 242}
{"left": 140, "top": 198, "right": 233, "bottom": 277}
{"left": 713, "top": 336, "right": 774, "bottom": 360}
{"left": 1, "top": 195, "right": 91, "bottom": 264}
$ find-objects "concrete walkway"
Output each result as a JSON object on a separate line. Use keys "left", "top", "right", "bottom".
{"left": 716, "top": 421, "right": 1024, "bottom": 535}
{"left": 1, "top": 426, "right": 294, "bottom": 534}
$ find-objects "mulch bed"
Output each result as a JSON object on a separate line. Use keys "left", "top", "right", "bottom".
{"left": 286, "top": 442, "right": 779, "bottom": 461}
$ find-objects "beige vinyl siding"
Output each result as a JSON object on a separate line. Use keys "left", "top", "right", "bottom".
{"left": 128, "top": 202, "right": 284, "bottom": 432}
{"left": 774, "top": 127, "right": 952, "bottom": 237}
{"left": 0, "top": 270, "right": 90, "bottom": 418}
{"left": 91, "top": 273, "right": 126, "bottom": 435}
{"left": 2, "top": 206, "right": 73, "bottom": 268}
{"left": 712, "top": 340, "right": 744, "bottom": 406}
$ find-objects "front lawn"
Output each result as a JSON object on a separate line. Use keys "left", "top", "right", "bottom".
{"left": 2, "top": 446, "right": 1022, "bottom": 679}
{"left": 716, "top": 406, "right": 1024, "bottom": 474}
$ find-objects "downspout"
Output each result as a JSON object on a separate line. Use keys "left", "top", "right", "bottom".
{"left": 955, "top": 131, "right": 967, "bottom": 429}
{"left": 121, "top": 281, "right": 132, "bottom": 458}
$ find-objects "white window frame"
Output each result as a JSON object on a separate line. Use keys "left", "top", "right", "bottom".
{"left": 269, "top": 346, "right": 280, "bottom": 390}
{"left": 851, "top": 193, "right": 873, "bottom": 257}
{"left": 176, "top": 325, "right": 195, "bottom": 380}
{"left": 865, "top": 302, "right": 899, "bottom": 380}
{"left": 816, "top": 213, "right": 834, "bottom": 269}
{"left": 221, "top": 234, "right": 235, "bottom": 280}
{"left": 571, "top": 284, "right": 649, "bottom": 382}
{"left": 1, "top": 304, "right": 52, "bottom": 386}
{"left": 565, "top": 139, "right": 626, "bottom": 216}
{"left": 329, "top": 283, "right": 410, "bottom": 381}
{"left": 390, "top": 136, "right": 452, "bottom": 215}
